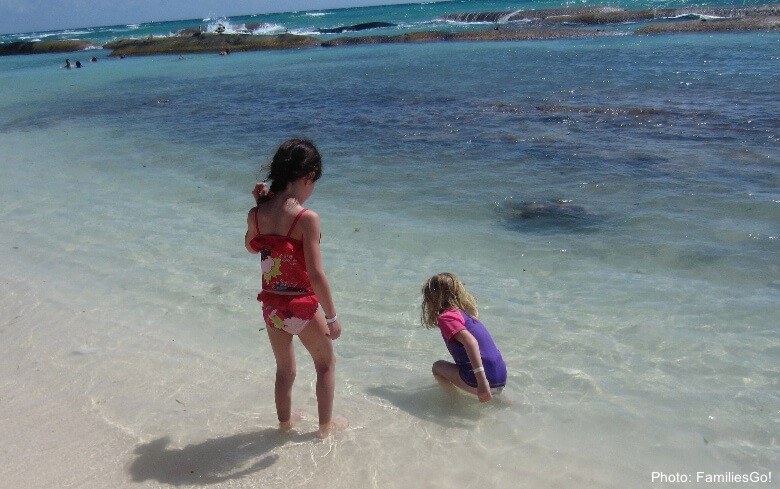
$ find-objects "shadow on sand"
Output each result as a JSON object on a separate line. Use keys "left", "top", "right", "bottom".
{"left": 128, "top": 428, "right": 316, "bottom": 485}
{"left": 365, "top": 384, "right": 483, "bottom": 429}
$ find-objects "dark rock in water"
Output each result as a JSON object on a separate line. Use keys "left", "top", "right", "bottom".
{"left": 506, "top": 200, "right": 589, "bottom": 219}
{"left": 502, "top": 199, "right": 599, "bottom": 232}
{"left": 177, "top": 26, "right": 203, "bottom": 37}
{"left": 317, "top": 21, "right": 396, "bottom": 34}
{"left": 0, "top": 39, "right": 97, "bottom": 56}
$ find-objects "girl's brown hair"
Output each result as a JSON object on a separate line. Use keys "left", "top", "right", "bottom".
{"left": 421, "top": 273, "right": 478, "bottom": 328}
{"left": 259, "top": 139, "right": 322, "bottom": 202}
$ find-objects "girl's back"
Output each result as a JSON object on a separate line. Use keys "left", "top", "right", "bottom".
{"left": 253, "top": 199, "right": 306, "bottom": 241}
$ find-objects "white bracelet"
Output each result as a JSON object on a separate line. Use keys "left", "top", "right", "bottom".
{"left": 472, "top": 366, "right": 485, "bottom": 374}
{"left": 325, "top": 314, "right": 338, "bottom": 324}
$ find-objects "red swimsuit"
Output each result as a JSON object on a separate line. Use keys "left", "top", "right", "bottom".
{"left": 249, "top": 208, "right": 319, "bottom": 335}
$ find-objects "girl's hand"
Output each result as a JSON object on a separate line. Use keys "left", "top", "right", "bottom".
{"left": 326, "top": 318, "right": 341, "bottom": 340}
{"left": 477, "top": 383, "right": 492, "bottom": 403}
{"left": 252, "top": 182, "right": 270, "bottom": 204}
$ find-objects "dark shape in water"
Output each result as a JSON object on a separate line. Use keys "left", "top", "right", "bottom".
{"left": 317, "top": 21, "right": 396, "bottom": 34}
{"left": 502, "top": 199, "right": 598, "bottom": 232}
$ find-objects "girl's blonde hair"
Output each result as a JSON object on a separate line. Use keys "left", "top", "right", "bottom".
{"left": 421, "top": 272, "right": 478, "bottom": 328}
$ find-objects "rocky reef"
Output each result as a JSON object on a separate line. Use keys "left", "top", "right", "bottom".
{"left": 0, "top": 40, "right": 96, "bottom": 56}
{"left": 104, "top": 33, "right": 320, "bottom": 56}
{"left": 3, "top": 5, "right": 778, "bottom": 58}
{"left": 636, "top": 15, "right": 779, "bottom": 34}
{"left": 321, "top": 27, "right": 612, "bottom": 47}
{"left": 442, "top": 5, "right": 780, "bottom": 25}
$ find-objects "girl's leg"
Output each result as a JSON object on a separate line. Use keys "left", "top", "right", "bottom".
{"left": 266, "top": 326, "right": 296, "bottom": 430}
{"left": 298, "top": 313, "right": 337, "bottom": 438}
{"left": 432, "top": 360, "right": 478, "bottom": 396}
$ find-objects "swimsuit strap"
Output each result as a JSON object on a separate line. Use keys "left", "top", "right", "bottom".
{"left": 286, "top": 208, "right": 308, "bottom": 237}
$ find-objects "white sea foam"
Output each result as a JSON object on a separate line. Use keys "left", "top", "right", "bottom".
{"left": 305, "top": 12, "right": 331, "bottom": 17}
{"left": 664, "top": 13, "right": 728, "bottom": 20}
{"left": 247, "top": 23, "right": 286, "bottom": 35}
{"left": 288, "top": 28, "right": 320, "bottom": 36}
{"left": 204, "top": 18, "right": 286, "bottom": 35}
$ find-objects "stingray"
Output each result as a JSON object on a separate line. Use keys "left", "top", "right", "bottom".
{"left": 501, "top": 199, "right": 601, "bottom": 232}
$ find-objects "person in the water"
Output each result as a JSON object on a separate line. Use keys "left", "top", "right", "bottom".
{"left": 421, "top": 273, "right": 507, "bottom": 402}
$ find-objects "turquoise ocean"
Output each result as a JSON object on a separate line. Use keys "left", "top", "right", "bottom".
{"left": 0, "top": 0, "right": 778, "bottom": 487}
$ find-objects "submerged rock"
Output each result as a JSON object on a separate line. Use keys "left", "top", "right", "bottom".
{"left": 502, "top": 199, "right": 600, "bottom": 231}
{"left": 505, "top": 200, "right": 590, "bottom": 220}
{"left": 0, "top": 39, "right": 97, "bottom": 56}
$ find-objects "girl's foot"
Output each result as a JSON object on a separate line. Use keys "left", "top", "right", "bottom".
{"left": 316, "top": 415, "right": 349, "bottom": 439}
{"left": 279, "top": 410, "right": 303, "bottom": 432}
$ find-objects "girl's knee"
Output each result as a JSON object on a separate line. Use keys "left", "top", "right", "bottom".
{"left": 432, "top": 360, "right": 448, "bottom": 375}
{"left": 276, "top": 366, "right": 296, "bottom": 385}
{"left": 313, "top": 355, "right": 335, "bottom": 376}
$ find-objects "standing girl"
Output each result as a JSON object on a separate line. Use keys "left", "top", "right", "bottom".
{"left": 422, "top": 273, "right": 507, "bottom": 402}
{"left": 245, "top": 139, "right": 342, "bottom": 438}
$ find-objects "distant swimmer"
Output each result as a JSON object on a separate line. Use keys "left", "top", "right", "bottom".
{"left": 90, "top": 57, "right": 98, "bottom": 62}
{"left": 75, "top": 60, "right": 82, "bottom": 68}
{"left": 65, "top": 58, "right": 72, "bottom": 69}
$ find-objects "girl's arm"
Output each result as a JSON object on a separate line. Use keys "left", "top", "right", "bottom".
{"left": 245, "top": 183, "right": 269, "bottom": 253}
{"left": 452, "top": 329, "right": 492, "bottom": 402}
{"left": 245, "top": 208, "right": 259, "bottom": 253}
{"left": 300, "top": 211, "right": 341, "bottom": 340}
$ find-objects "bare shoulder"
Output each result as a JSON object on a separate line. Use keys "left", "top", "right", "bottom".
{"left": 296, "top": 209, "right": 321, "bottom": 240}
{"left": 301, "top": 208, "right": 320, "bottom": 223}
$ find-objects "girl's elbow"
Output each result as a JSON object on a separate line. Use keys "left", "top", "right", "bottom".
{"left": 308, "top": 270, "right": 328, "bottom": 287}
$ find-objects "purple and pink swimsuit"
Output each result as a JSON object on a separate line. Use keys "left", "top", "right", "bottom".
{"left": 437, "top": 309, "right": 507, "bottom": 388}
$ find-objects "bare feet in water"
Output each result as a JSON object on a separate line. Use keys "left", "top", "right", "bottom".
{"left": 279, "top": 410, "right": 303, "bottom": 432}
{"left": 316, "top": 415, "right": 349, "bottom": 439}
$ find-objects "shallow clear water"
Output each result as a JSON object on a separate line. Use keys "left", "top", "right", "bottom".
{"left": 0, "top": 3, "right": 778, "bottom": 487}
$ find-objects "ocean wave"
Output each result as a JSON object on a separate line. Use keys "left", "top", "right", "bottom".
{"left": 203, "top": 18, "right": 286, "bottom": 35}
{"left": 305, "top": 12, "right": 330, "bottom": 17}
{"left": 126, "top": 24, "right": 141, "bottom": 29}
{"left": 288, "top": 28, "right": 320, "bottom": 36}
{"left": 246, "top": 23, "right": 287, "bottom": 35}
{"left": 663, "top": 13, "right": 727, "bottom": 20}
